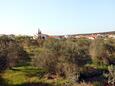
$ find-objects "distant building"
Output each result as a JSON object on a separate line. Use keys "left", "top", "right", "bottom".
{"left": 33, "top": 29, "right": 115, "bottom": 40}
{"left": 33, "top": 28, "right": 48, "bottom": 39}
{"left": 108, "top": 34, "right": 115, "bottom": 39}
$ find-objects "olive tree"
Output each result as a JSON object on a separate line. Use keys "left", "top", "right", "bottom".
{"left": 0, "top": 35, "right": 29, "bottom": 71}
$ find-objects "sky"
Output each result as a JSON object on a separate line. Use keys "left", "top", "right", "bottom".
{"left": 0, "top": 0, "right": 115, "bottom": 35}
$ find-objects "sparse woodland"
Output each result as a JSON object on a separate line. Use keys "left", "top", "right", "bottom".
{"left": 0, "top": 35, "right": 115, "bottom": 86}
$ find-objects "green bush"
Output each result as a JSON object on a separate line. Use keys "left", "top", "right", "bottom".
{"left": 89, "top": 38, "right": 112, "bottom": 65}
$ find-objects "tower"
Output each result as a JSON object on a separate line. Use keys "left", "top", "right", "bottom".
{"left": 36, "top": 28, "right": 48, "bottom": 39}
{"left": 37, "top": 28, "right": 42, "bottom": 39}
{"left": 38, "top": 28, "right": 42, "bottom": 34}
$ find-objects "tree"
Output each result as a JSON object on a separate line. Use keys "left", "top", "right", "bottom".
{"left": 32, "top": 38, "right": 91, "bottom": 83}
{"left": 32, "top": 48, "right": 57, "bottom": 73}
{"left": 0, "top": 35, "right": 29, "bottom": 71}
{"left": 0, "top": 50, "right": 8, "bottom": 72}
{"left": 60, "top": 40, "right": 90, "bottom": 66}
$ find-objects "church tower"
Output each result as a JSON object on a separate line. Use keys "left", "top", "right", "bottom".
{"left": 38, "top": 28, "right": 42, "bottom": 34}
{"left": 37, "top": 28, "right": 42, "bottom": 39}
{"left": 35, "top": 28, "right": 48, "bottom": 39}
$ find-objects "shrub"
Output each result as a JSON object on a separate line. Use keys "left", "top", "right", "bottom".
{"left": 32, "top": 48, "right": 57, "bottom": 73}
{"left": 104, "top": 65, "right": 115, "bottom": 86}
{"left": 89, "top": 38, "right": 111, "bottom": 65}
{"left": 61, "top": 40, "right": 91, "bottom": 67}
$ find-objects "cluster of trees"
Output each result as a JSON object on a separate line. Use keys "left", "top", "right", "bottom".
{"left": 0, "top": 35, "right": 114, "bottom": 84}
{"left": 0, "top": 35, "right": 29, "bottom": 72}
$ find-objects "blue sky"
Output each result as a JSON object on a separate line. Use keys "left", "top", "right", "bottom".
{"left": 0, "top": 0, "right": 115, "bottom": 35}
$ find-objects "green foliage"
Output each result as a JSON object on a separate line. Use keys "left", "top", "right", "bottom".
{"left": 89, "top": 38, "right": 115, "bottom": 65}
{"left": 93, "top": 81, "right": 104, "bottom": 86}
{"left": 0, "top": 35, "right": 114, "bottom": 85}
{"left": 43, "top": 38, "right": 62, "bottom": 55}
{"left": 32, "top": 48, "right": 57, "bottom": 73}
{"left": 0, "top": 35, "right": 29, "bottom": 72}
{"left": 12, "top": 66, "right": 47, "bottom": 78}
{"left": 104, "top": 65, "right": 115, "bottom": 85}
{"left": 15, "top": 35, "right": 35, "bottom": 47}
{"left": 2, "top": 66, "right": 47, "bottom": 85}
{"left": 105, "top": 38, "right": 115, "bottom": 64}
{"left": 0, "top": 50, "right": 8, "bottom": 72}
{"left": 61, "top": 40, "right": 91, "bottom": 66}
{"left": 31, "top": 38, "right": 91, "bottom": 84}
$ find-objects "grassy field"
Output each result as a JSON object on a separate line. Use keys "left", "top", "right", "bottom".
{"left": 1, "top": 66, "right": 68, "bottom": 86}
{"left": 0, "top": 65, "right": 107, "bottom": 86}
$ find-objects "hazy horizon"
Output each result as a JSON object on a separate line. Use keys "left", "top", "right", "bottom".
{"left": 0, "top": 0, "right": 115, "bottom": 35}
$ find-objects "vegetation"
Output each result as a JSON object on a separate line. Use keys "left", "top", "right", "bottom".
{"left": 0, "top": 35, "right": 114, "bottom": 86}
